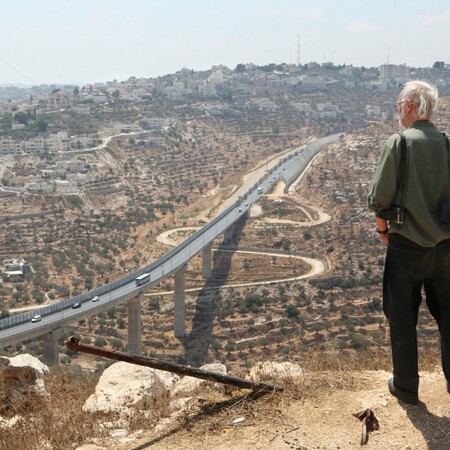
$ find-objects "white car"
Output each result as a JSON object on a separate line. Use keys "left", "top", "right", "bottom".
{"left": 31, "top": 315, "right": 42, "bottom": 323}
{"left": 91, "top": 296, "right": 100, "bottom": 302}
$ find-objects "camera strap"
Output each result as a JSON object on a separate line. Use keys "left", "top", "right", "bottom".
{"left": 443, "top": 133, "right": 450, "bottom": 172}
{"left": 398, "top": 133, "right": 407, "bottom": 207}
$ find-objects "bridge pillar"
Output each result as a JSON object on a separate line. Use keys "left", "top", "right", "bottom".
{"left": 224, "top": 225, "right": 234, "bottom": 244}
{"left": 174, "top": 264, "right": 187, "bottom": 337}
{"left": 42, "top": 328, "right": 63, "bottom": 367}
{"left": 128, "top": 294, "right": 142, "bottom": 356}
{"left": 202, "top": 243, "right": 213, "bottom": 279}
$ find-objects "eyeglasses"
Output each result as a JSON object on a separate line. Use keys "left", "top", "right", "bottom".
{"left": 395, "top": 100, "right": 408, "bottom": 112}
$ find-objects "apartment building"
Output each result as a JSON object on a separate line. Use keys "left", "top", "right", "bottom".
{"left": 99, "top": 123, "right": 142, "bottom": 137}
{"left": 0, "top": 137, "right": 22, "bottom": 155}
{"left": 379, "top": 64, "right": 410, "bottom": 84}
{"left": 47, "top": 131, "right": 69, "bottom": 152}
{"left": 142, "top": 117, "right": 176, "bottom": 129}
{"left": 1, "top": 131, "right": 69, "bottom": 155}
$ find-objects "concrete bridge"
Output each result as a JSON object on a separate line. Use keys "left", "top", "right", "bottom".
{"left": 0, "top": 134, "right": 343, "bottom": 365}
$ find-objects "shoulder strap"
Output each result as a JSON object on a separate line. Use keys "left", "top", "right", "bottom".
{"left": 443, "top": 133, "right": 450, "bottom": 172}
{"left": 397, "top": 133, "right": 407, "bottom": 205}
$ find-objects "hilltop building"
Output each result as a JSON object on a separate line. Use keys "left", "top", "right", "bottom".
{"left": 380, "top": 64, "right": 411, "bottom": 84}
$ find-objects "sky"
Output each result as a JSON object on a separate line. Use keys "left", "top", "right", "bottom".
{"left": 0, "top": 0, "right": 449, "bottom": 86}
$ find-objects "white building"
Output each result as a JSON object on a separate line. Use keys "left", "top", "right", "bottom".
{"left": 99, "top": 123, "right": 142, "bottom": 137}
{"left": 380, "top": 64, "right": 410, "bottom": 84}
{"left": 317, "top": 102, "right": 339, "bottom": 119}
{"left": 55, "top": 180, "right": 77, "bottom": 194}
{"left": 198, "top": 81, "right": 216, "bottom": 97}
{"left": 143, "top": 117, "right": 176, "bottom": 129}
{"left": 208, "top": 70, "right": 225, "bottom": 86}
{"left": 23, "top": 136, "right": 46, "bottom": 154}
{"left": 293, "top": 102, "right": 312, "bottom": 115}
{"left": 24, "top": 181, "right": 54, "bottom": 193}
{"left": 166, "top": 81, "right": 187, "bottom": 100}
{"left": 0, "top": 137, "right": 22, "bottom": 155}
{"left": 4, "top": 131, "right": 69, "bottom": 155}
{"left": 251, "top": 98, "right": 278, "bottom": 111}
{"left": 2, "top": 257, "right": 27, "bottom": 271}
{"left": 2, "top": 257, "right": 29, "bottom": 281}
{"left": 300, "top": 76, "right": 327, "bottom": 88}
{"left": 47, "top": 131, "right": 69, "bottom": 152}
{"left": 366, "top": 105, "right": 382, "bottom": 117}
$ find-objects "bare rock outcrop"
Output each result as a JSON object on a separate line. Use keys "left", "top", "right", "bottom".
{"left": 0, "top": 354, "right": 49, "bottom": 415}
{"left": 170, "top": 362, "right": 227, "bottom": 398}
{"left": 83, "top": 361, "right": 179, "bottom": 413}
{"left": 246, "top": 361, "right": 303, "bottom": 382}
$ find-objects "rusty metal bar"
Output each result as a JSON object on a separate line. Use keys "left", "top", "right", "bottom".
{"left": 65, "top": 336, "right": 283, "bottom": 392}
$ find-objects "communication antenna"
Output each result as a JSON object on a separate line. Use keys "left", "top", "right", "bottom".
{"left": 297, "top": 34, "right": 301, "bottom": 66}
{"left": 387, "top": 46, "right": 390, "bottom": 64}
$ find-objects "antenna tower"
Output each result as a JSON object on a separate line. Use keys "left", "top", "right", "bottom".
{"left": 297, "top": 34, "right": 301, "bottom": 66}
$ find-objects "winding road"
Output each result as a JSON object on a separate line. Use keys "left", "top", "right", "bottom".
{"left": 156, "top": 177, "right": 331, "bottom": 289}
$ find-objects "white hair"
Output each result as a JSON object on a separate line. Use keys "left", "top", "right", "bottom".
{"left": 399, "top": 80, "right": 439, "bottom": 120}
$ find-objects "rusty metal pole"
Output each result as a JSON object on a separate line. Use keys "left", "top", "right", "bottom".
{"left": 65, "top": 336, "right": 283, "bottom": 392}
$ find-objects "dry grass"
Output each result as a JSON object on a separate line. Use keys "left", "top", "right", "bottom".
{"left": 0, "top": 368, "right": 100, "bottom": 450}
{"left": 0, "top": 348, "right": 443, "bottom": 450}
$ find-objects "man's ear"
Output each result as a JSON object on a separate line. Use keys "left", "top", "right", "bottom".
{"left": 405, "top": 99, "right": 414, "bottom": 113}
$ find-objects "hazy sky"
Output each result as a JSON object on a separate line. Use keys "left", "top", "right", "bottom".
{"left": 1, "top": 0, "right": 449, "bottom": 85}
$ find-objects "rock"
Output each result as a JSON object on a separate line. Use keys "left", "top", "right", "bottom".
{"left": 170, "top": 363, "right": 227, "bottom": 398}
{"left": 0, "top": 354, "right": 49, "bottom": 414}
{"left": 232, "top": 417, "right": 246, "bottom": 424}
{"left": 109, "top": 429, "right": 128, "bottom": 438}
{"left": 83, "top": 362, "right": 179, "bottom": 413}
{"left": 170, "top": 396, "right": 192, "bottom": 411}
{"left": 0, "top": 414, "right": 21, "bottom": 428}
{"left": 75, "top": 446, "right": 108, "bottom": 450}
{"left": 246, "top": 361, "right": 303, "bottom": 382}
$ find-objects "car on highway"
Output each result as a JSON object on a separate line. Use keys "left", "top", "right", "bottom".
{"left": 72, "top": 302, "right": 82, "bottom": 309}
{"left": 91, "top": 296, "right": 100, "bottom": 302}
{"left": 30, "top": 315, "right": 42, "bottom": 323}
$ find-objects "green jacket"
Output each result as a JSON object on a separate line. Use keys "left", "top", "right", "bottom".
{"left": 368, "top": 120, "right": 450, "bottom": 246}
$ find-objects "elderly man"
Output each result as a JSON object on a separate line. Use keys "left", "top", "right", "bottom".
{"left": 368, "top": 80, "right": 450, "bottom": 405}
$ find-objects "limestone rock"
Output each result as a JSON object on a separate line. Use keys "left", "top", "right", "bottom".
{"left": 75, "top": 446, "right": 108, "bottom": 450}
{"left": 170, "top": 363, "right": 227, "bottom": 398}
{"left": 83, "top": 361, "right": 179, "bottom": 413}
{"left": 0, "top": 414, "right": 21, "bottom": 428}
{"left": 75, "top": 444, "right": 108, "bottom": 450}
{"left": 0, "top": 354, "right": 49, "bottom": 413}
{"left": 246, "top": 361, "right": 303, "bottom": 382}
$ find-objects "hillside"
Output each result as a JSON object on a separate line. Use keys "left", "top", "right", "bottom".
{"left": 1, "top": 95, "right": 450, "bottom": 449}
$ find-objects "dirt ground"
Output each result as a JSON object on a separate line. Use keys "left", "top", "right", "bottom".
{"left": 93, "top": 370, "right": 450, "bottom": 450}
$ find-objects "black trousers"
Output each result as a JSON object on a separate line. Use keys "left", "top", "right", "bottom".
{"left": 383, "top": 233, "right": 450, "bottom": 393}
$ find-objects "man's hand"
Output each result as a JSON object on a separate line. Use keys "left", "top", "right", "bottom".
{"left": 375, "top": 217, "right": 389, "bottom": 245}
{"left": 378, "top": 232, "right": 390, "bottom": 245}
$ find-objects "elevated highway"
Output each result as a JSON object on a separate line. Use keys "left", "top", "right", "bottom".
{"left": 0, "top": 134, "right": 343, "bottom": 363}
